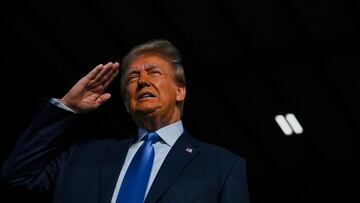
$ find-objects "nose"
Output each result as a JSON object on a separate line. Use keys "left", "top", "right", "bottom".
{"left": 138, "top": 71, "right": 150, "bottom": 87}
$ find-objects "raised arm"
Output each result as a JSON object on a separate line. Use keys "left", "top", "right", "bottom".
{"left": 1, "top": 62, "right": 119, "bottom": 193}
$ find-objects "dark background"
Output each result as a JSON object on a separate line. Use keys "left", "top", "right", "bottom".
{"left": 1, "top": 0, "right": 359, "bottom": 202}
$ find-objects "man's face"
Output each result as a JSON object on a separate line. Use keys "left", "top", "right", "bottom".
{"left": 123, "top": 54, "right": 185, "bottom": 123}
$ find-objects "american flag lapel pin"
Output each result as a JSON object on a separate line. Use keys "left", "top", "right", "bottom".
{"left": 185, "top": 147, "right": 193, "bottom": 153}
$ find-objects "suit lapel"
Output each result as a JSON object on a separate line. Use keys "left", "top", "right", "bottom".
{"left": 145, "top": 131, "right": 200, "bottom": 203}
{"left": 99, "top": 138, "right": 133, "bottom": 203}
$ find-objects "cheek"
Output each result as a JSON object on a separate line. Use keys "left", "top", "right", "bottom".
{"left": 125, "top": 87, "right": 136, "bottom": 104}
{"left": 126, "top": 85, "right": 136, "bottom": 97}
{"left": 161, "top": 85, "right": 178, "bottom": 103}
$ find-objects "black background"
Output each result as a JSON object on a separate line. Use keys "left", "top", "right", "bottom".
{"left": 1, "top": 0, "right": 360, "bottom": 202}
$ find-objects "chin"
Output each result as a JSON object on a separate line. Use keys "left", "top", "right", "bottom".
{"left": 135, "top": 101, "right": 159, "bottom": 112}
{"left": 134, "top": 106, "right": 158, "bottom": 115}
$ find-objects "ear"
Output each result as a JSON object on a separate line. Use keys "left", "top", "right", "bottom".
{"left": 176, "top": 85, "right": 186, "bottom": 102}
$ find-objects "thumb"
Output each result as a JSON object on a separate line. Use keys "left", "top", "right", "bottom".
{"left": 96, "top": 93, "right": 111, "bottom": 106}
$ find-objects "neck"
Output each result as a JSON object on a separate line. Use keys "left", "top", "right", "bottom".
{"left": 134, "top": 109, "right": 181, "bottom": 131}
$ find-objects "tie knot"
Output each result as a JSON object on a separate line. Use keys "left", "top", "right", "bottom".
{"left": 144, "top": 132, "right": 160, "bottom": 144}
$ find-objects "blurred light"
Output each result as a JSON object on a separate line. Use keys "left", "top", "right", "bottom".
{"left": 275, "top": 113, "right": 303, "bottom": 136}
{"left": 285, "top": 113, "right": 303, "bottom": 134}
{"left": 275, "top": 115, "right": 293, "bottom": 135}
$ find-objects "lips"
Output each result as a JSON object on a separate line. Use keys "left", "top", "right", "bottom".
{"left": 136, "top": 92, "right": 156, "bottom": 101}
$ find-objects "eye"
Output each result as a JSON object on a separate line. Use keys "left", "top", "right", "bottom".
{"left": 149, "top": 69, "right": 161, "bottom": 75}
{"left": 126, "top": 73, "right": 139, "bottom": 83}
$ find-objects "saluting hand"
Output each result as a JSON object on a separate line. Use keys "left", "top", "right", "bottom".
{"left": 60, "top": 62, "right": 120, "bottom": 114}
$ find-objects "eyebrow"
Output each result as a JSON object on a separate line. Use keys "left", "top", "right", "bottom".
{"left": 126, "top": 69, "right": 139, "bottom": 77}
{"left": 126, "top": 64, "right": 161, "bottom": 77}
{"left": 144, "top": 63, "right": 161, "bottom": 70}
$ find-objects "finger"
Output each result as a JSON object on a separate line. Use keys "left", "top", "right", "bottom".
{"left": 86, "top": 64, "right": 104, "bottom": 80}
{"left": 113, "top": 62, "right": 120, "bottom": 70}
{"left": 96, "top": 62, "right": 120, "bottom": 85}
{"left": 96, "top": 93, "right": 111, "bottom": 106}
{"left": 97, "top": 62, "right": 119, "bottom": 83}
{"left": 94, "top": 62, "right": 113, "bottom": 82}
{"left": 110, "top": 62, "right": 120, "bottom": 77}
{"left": 103, "top": 69, "right": 119, "bottom": 89}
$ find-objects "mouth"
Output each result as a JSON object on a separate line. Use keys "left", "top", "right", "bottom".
{"left": 137, "top": 92, "right": 156, "bottom": 101}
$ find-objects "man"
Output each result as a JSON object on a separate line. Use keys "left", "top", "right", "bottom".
{"left": 2, "top": 39, "right": 249, "bottom": 202}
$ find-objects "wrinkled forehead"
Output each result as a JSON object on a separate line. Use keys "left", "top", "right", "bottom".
{"left": 125, "top": 54, "right": 167, "bottom": 70}
{"left": 127, "top": 63, "right": 161, "bottom": 72}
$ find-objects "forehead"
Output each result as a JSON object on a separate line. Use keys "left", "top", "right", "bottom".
{"left": 128, "top": 54, "right": 170, "bottom": 71}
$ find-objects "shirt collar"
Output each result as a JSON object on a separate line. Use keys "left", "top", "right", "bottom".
{"left": 137, "top": 120, "right": 184, "bottom": 147}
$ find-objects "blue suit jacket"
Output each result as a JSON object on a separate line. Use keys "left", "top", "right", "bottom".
{"left": 2, "top": 99, "right": 249, "bottom": 203}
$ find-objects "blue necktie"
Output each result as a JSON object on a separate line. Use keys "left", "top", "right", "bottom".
{"left": 116, "top": 132, "right": 160, "bottom": 203}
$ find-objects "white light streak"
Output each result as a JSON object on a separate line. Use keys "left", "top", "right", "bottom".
{"left": 285, "top": 113, "right": 303, "bottom": 134}
{"left": 275, "top": 115, "right": 293, "bottom": 136}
